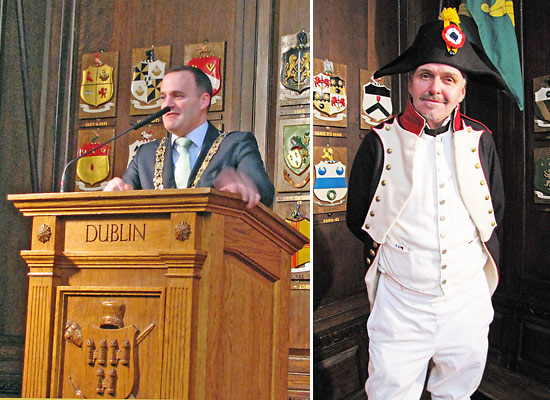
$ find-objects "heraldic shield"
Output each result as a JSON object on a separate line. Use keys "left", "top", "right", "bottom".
{"left": 363, "top": 82, "right": 392, "bottom": 124}
{"left": 70, "top": 324, "right": 138, "bottom": 399}
{"left": 131, "top": 59, "right": 166, "bottom": 104}
{"left": 76, "top": 144, "right": 110, "bottom": 186}
{"left": 535, "top": 86, "right": 550, "bottom": 128}
{"left": 281, "top": 31, "right": 310, "bottom": 94}
{"left": 187, "top": 55, "right": 222, "bottom": 96}
{"left": 283, "top": 125, "right": 310, "bottom": 176}
{"left": 314, "top": 160, "right": 347, "bottom": 203}
{"left": 535, "top": 156, "right": 550, "bottom": 196}
{"left": 81, "top": 64, "right": 114, "bottom": 107}
{"left": 313, "top": 73, "right": 346, "bottom": 116}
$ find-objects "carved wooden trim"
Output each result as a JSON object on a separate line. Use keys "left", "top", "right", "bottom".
{"left": 37, "top": 224, "right": 52, "bottom": 243}
{"left": 160, "top": 286, "right": 191, "bottom": 399}
{"left": 174, "top": 221, "right": 192, "bottom": 241}
{"left": 22, "top": 285, "right": 54, "bottom": 397}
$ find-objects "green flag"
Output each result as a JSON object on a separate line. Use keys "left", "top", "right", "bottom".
{"left": 459, "top": 1, "right": 524, "bottom": 110}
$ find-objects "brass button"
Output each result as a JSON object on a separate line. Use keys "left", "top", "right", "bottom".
{"left": 373, "top": 242, "right": 378, "bottom": 248}
{"left": 440, "top": 200, "right": 446, "bottom": 205}
{"left": 387, "top": 148, "right": 393, "bottom": 154}
{"left": 491, "top": 221, "right": 496, "bottom": 226}
{"left": 467, "top": 127, "right": 472, "bottom": 133}
{"left": 386, "top": 165, "right": 391, "bottom": 170}
{"left": 485, "top": 195, "right": 490, "bottom": 200}
{"left": 381, "top": 180, "right": 387, "bottom": 186}
{"left": 442, "top": 265, "right": 447, "bottom": 270}
{"left": 471, "top": 147, "right": 477, "bottom": 152}
{"left": 480, "top": 180, "right": 486, "bottom": 186}
{"left": 375, "top": 196, "right": 381, "bottom": 202}
{"left": 488, "top": 209, "right": 493, "bottom": 214}
{"left": 370, "top": 249, "right": 376, "bottom": 256}
{"left": 370, "top": 211, "right": 375, "bottom": 217}
{"left": 365, "top": 224, "right": 370, "bottom": 229}
{"left": 439, "top": 183, "right": 445, "bottom": 188}
{"left": 385, "top": 125, "right": 391, "bottom": 131}
{"left": 366, "top": 258, "right": 371, "bottom": 264}
{"left": 442, "top": 249, "right": 447, "bottom": 254}
{"left": 475, "top": 163, "right": 481, "bottom": 169}
{"left": 440, "top": 233, "right": 446, "bottom": 238}
{"left": 442, "top": 279, "right": 447, "bottom": 285}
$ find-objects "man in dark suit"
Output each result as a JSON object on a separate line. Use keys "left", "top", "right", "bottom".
{"left": 104, "top": 65, "right": 274, "bottom": 208}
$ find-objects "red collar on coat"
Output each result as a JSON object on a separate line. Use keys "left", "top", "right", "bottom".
{"left": 397, "top": 100, "right": 462, "bottom": 136}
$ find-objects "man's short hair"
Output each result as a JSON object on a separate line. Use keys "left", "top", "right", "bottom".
{"left": 165, "top": 65, "right": 213, "bottom": 99}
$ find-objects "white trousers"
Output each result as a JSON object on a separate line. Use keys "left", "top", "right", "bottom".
{"left": 365, "top": 272, "right": 494, "bottom": 400}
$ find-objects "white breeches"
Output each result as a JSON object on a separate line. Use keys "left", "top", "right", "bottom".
{"left": 365, "top": 272, "right": 494, "bottom": 400}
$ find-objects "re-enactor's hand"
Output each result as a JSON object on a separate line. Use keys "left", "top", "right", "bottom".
{"left": 103, "top": 177, "right": 134, "bottom": 192}
{"left": 214, "top": 168, "right": 261, "bottom": 209}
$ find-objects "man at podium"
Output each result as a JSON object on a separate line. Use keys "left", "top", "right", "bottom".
{"left": 104, "top": 65, "right": 274, "bottom": 209}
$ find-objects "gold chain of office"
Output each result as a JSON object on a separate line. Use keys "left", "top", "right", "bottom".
{"left": 153, "top": 132, "right": 229, "bottom": 190}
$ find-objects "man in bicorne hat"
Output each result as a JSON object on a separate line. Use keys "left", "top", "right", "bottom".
{"left": 346, "top": 8, "right": 505, "bottom": 399}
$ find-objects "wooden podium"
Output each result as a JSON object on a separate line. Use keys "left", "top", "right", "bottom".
{"left": 8, "top": 189, "right": 308, "bottom": 399}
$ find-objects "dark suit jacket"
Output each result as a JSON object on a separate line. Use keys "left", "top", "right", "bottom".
{"left": 123, "top": 122, "right": 274, "bottom": 207}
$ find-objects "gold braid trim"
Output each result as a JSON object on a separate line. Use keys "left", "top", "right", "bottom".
{"left": 152, "top": 132, "right": 229, "bottom": 190}
{"left": 153, "top": 137, "right": 168, "bottom": 190}
{"left": 190, "top": 131, "right": 228, "bottom": 188}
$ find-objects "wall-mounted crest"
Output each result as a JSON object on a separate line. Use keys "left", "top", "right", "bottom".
{"left": 534, "top": 147, "right": 550, "bottom": 204}
{"left": 279, "top": 31, "right": 310, "bottom": 105}
{"left": 360, "top": 69, "right": 392, "bottom": 130}
{"left": 313, "top": 59, "right": 347, "bottom": 127}
{"left": 79, "top": 51, "right": 119, "bottom": 119}
{"left": 275, "top": 117, "right": 310, "bottom": 192}
{"left": 313, "top": 145, "right": 348, "bottom": 214}
{"left": 184, "top": 40, "right": 226, "bottom": 112}
{"left": 75, "top": 128, "right": 115, "bottom": 191}
{"left": 130, "top": 46, "right": 171, "bottom": 116}
{"left": 534, "top": 75, "right": 550, "bottom": 132}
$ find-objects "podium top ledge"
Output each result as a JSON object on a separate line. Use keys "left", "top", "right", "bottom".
{"left": 8, "top": 188, "right": 308, "bottom": 251}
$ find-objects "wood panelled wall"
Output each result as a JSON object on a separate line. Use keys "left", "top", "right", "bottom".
{"left": 0, "top": 0, "right": 309, "bottom": 396}
{"left": 313, "top": 0, "right": 550, "bottom": 399}
{"left": 0, "top": 0, "right": 44, "bottom": 394}
{"left": 313, "top": 1, "right": 392, "bottom": 398}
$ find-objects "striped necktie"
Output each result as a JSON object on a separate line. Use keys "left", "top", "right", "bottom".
{"left": 174, "top": 136, "right": 192, "bottom": 188}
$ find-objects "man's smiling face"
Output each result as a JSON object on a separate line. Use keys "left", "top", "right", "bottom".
{"left": 408, "top": 63, "right": 466, "bottom": 129}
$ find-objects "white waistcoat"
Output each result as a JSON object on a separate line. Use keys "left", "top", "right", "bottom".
{"left": 362, "top": 118, "right": 499, "bottom": 305}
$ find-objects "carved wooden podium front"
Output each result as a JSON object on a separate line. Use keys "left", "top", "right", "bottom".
{"left": 8, "top": 189, "right": 307, "bottom": 399}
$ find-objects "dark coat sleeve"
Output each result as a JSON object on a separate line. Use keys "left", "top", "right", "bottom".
{"left": 479, "top": 131, "right": 505, "bottom": 226}
{"left": 192, "top": 131, "right": 275, "bottom": 207}
{"left": 346, "top": 130, "right": 385, "bottom": 242}
{"left": 230, "top": 131, "right": 275, "bottom": 207}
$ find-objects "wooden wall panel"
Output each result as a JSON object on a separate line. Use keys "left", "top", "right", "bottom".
{"left": 74, "top": 0, "right": 239, "bottom": 180}
{"left": 0, "top": 0, "right": 48, "bottom": 395}
{"left": 312, "top": 0, "right": 397, "bottom": 398}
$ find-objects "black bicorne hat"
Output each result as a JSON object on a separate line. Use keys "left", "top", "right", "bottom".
{"left": 373, "top": 14, "right": 506, "bottom": 90}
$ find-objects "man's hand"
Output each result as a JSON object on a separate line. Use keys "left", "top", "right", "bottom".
{"left": 103, "top": 177, "right": 134, "bottom": 192}
{"left": 214, "top": 168, "right": 261, "bottom": 209}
